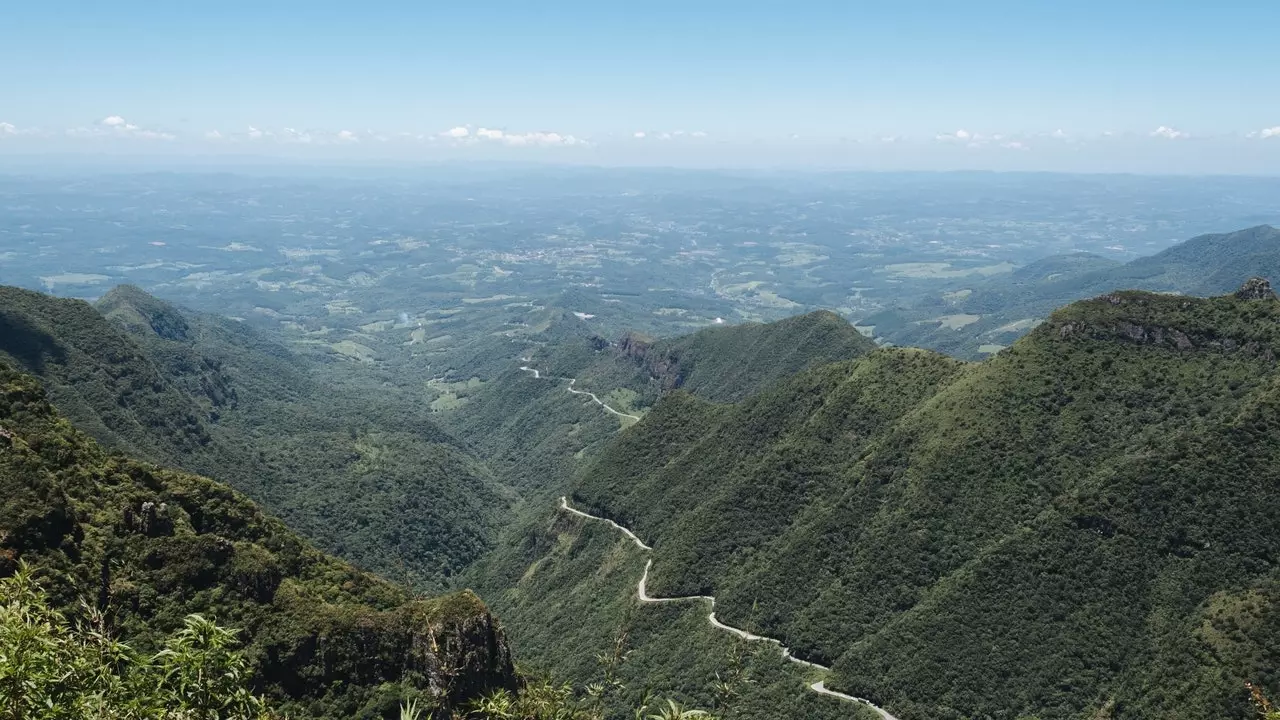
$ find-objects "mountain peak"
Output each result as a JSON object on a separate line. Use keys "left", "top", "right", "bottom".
{"left": 96, "top": 285, "right": 190, "bottom": 341}
{"left": 1235, "top": 276, "right": 1277, "bottom": 301}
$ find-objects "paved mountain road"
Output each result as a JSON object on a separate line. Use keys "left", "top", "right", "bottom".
{"left": 558, "top": 495, "right": 900, "bottom": 720}
{"left": 519, "top": 365, "right": 642, "bottom": 421}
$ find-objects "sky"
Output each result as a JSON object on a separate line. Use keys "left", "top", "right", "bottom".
{"left": 2, "top": 0, "right": 1279, "bottom": 173}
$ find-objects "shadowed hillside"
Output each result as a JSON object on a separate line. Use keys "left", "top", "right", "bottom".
{"left": 0, "top": 284, "right": 509, "bottom": 592}
{"left": 0, "top": 360, "right": 516, "bottom": 718}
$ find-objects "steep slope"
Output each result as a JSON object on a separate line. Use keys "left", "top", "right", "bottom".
{"left": 0, "top": 285, "right": 216, "bottom": 463}
{"left": 0, "top": 360, "right": 516, "bottom": 718}
{"left": 0, "top": 285, "right": 508, "bottom": 591}
{"left": 446, "top": 309, "right": 875, "bottom": 495}
{"left": 549, "top": 309, "right": 878, "bottom": 406}
{"left": 877, "top": 224, "right": 1280, "bottom": 357}
{"left": 555, "top": 281, "right": 1280, "bottom": 719}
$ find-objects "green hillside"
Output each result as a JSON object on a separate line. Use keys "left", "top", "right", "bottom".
{"left": 496, "top": 281, "right": 1280, "bottom": 720}
{"left": 876, "top": 224, "right": 1280, "bottom": 357}
{"left": 540, "top": 308, "right": 878, "bottom": 407}
{"left": 0, "top": 360, "right": 516, "bottom": 718}
{"left": 454, "top": 309, "right": 888, "bottom": 717}
{"left": 0, "top": 285, "right": 509, "bottom": 592}
{"left": 444, "top": 309, "right": 877, "bottom": 496}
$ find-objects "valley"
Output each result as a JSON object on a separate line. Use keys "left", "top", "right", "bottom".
{"left": 4, "top": 169, "right": 1280, "bottom": 719}
{"left": 9, "top": 3, "right": 1280, "bottom": 716}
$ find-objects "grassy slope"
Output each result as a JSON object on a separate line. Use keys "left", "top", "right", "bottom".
{"left": 0, "top": 361, "right": 516, "bottom": 719}
{"left": 562, "top": 288, "right": 1280, "bottom": 719}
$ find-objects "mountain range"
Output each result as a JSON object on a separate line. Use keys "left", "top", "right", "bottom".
{"left": 6, "top": 223, "right": 1280, "bottom": 718}
{"left": 873, "top": 224, "right": 1280, "bottom": 357}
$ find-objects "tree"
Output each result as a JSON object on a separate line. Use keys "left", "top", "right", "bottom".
{"left": 0, "top": 561, "right": 272, "bottom": 720}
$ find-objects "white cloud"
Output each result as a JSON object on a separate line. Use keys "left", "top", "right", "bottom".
{"left": 0, "top": 122, "right": 15, "bottom": 136}
{"left": 68, "top": 116, "right": 173, "bottom": 140}
{"left": 336, "top": 129, "right": 358, "bottom": 142}
{"left": 1151, "top": 126, "right": 1190, "bottom": 140}
{"left": 1001, "top": 141, "right": 1030, "bottom": 151}
{"left": 691, "top": 130, "right": 708, "bottom": 138}
{"left": 204, "top": 129, "right": 223, "bottom": 140}
{"left": 504, "top": 131, "right": 582, "bottom": 147}
{"left": 935, "top": 129, "right": 973, "bottom": 142}
{"left": 247, "top": 126, "right": 264, "bottom": 139}
{"left": 133, "top": 129, "right": 174, "bottom": 140}
{"left": 1254, "top": 126, "right": 1280, "bottom": 139}
{"left": 1050, "top": 128, "right": 1067, "bottom": 139}
{"left": 633, "top": 131, "right": 646, "bottom": 139}
{"left": 439, "top": 126, "right": 585, "bottom": 147}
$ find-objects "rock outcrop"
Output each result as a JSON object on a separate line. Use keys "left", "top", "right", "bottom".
{"left": 1235, "top": 276, "right": 1277, "bottom": 301}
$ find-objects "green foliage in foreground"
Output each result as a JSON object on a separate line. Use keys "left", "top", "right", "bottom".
{"left": 0, "top": 359, "right": 516, "bottom": 718}
{"left": 468, "top": 678, "right": 715, "bottom": 720}
{"left": 2, "top": 562, "right": 722, "bottom": 720}
{"left": 0, "top": 563, "right": 272, "bottom": 720}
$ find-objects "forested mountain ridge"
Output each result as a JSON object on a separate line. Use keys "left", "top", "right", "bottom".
{"left": 535, "top": 309, "right": 878, "bottom": 407}
{"left": 0, "top": 284, "right": 509, "bottom": 592}
{"left": 523, "top": 281, "right": 1280, "bottom": 720}
{"left": 0, "top": 285, "right": 219, "bottom": 463}
{"left": 0, "top": 360, "right": 517, "bottom": 718}
{"left": 448, "top": 308, "right": 878, "bottom": 493}
{"left": 875, "top": 224, "right": 1280, "bottom": 357}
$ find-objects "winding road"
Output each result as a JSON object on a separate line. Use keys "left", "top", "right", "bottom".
{"left": 518, "top": 365, "right": 641, "bottom": 421}
{"left": 557, "top": 495, "right": 899, "bottom": 720}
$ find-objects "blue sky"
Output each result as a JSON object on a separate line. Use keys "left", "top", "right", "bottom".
{"left": 2, "top": 1, "right": 1279, "bottom": 172}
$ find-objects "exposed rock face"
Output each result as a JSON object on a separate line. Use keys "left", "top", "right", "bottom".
{"left": 1235, "top": 277, "right": 1277, "bottom": 301}
{"left": 1048, "top": 289, "right": 1280, "bottom": 361}
{"left": 616, "top": 332, "right": 685, "bottom": 390}
{"left": 261, "top": 595, "right": 518, "bottom": 705}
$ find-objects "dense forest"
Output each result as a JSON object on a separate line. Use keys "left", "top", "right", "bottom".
{"left": 0, "top": 285, "right": 509, "bottom": 592}
{"left": 478, "top": 283, "right": 1280, "bottom": 720}
{"left": 9, "top": 266, "right": 1280, "bottom": 719}
{"left": 0, "top": 359, "right": 516, "bottom": 717}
